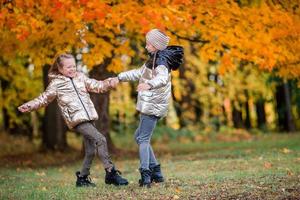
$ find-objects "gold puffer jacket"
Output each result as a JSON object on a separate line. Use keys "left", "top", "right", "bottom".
{"left": 118, "top": 64, "right": 171, "bottom": 117}
{"left": 24, "top": 72, "right": 111, "bottom": 129}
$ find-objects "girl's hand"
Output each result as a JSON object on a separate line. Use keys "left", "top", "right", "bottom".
{"left": 18, "top": 104, "right": 31, "bottom": 113}
{"left": 137, "top": 83, "right": 151, "bottom": 92}
{"left": 109, "top": 77, "right": 119, "bottom": 88}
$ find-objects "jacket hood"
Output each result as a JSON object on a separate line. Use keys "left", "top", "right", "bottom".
{"left": 157, "top": 46, "right": 184, "bottom": 71}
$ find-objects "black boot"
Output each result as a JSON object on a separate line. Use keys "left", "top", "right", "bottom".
{"left": 139, "top": 168, "right": 151, "bottom": 188}
{"left": 150, "top": 164, "right": 164, "bottom": 183}
{"left": 75, "top": 171, "right": 96, "bottom": 187}
{"left": 105, "top": 167, "right": 128, "bottom": 186}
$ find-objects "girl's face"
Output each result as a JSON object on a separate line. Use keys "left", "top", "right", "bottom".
{"left": 59, "top": 58, "right": 77, "bottom": 78}
{"left": 145, "top": 41, "right": 157, "bottom": 53}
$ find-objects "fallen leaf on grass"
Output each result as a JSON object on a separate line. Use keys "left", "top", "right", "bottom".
{"left": 173, "top": 195, "right": 180, "bottom": 199}
{"left": 282, "top": 148, "right": 292, "bottom": 154}
{"left": 36, "top": 171, "right": 46, "bottom": 176}
{"left": 287, "top": 169, "right": 294, "bottom": 176}
{"left": 264, "top": 162, "right": 272, "bottom": 169}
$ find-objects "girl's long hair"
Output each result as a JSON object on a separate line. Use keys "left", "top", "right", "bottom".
{"left": 49, "top": 53, "right": 75, "bottom": 76}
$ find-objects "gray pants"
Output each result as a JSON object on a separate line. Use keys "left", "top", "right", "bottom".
{"left": 135, "top": 114, "right": 159, "bottom": 170}
{"left": 75, "top": 122, "right": 113, "bottom": 176}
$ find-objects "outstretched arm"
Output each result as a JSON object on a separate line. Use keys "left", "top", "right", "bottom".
{"left": 106, "top": 65, "right": 145, "bottom": 89}
{"left": 84, "top": 74, "right": 113, "bottom": 93}
{"left": 18, "top": 81, "right": 57, "bottom": 113}
{"left": 117, "top": 65, "right": 144, "bottom": 82}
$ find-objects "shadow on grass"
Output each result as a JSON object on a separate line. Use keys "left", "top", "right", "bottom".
{"left": 1, "top": 133, "right": 300, "bottom": 170}
{"left": 0, "top": 145, "right": 140, "bottom": 169}
{"left": 0, "top": 144, "right": 241, "bottom": 169}
{"left": 0, "top": 147, "right": 81, "bottom": 169}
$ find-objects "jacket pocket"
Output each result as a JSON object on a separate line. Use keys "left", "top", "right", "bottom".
{"left": 65, "top": 105, "right": 81, "bottom": 120}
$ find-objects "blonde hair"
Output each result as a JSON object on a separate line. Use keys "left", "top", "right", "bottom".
{"left": 49, "top": 53, "right": 75, "bottom": 75}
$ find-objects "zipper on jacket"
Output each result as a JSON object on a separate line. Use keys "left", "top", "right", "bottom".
{"left": 151, "top": 51, "right": 157, "bottom": 79}
{"left": 70, "top": 78, "right": 91, "bottom": 121}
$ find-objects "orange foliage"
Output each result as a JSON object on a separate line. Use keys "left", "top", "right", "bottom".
{"left": 0, "top": 0, "right": 299, "bottom": 79}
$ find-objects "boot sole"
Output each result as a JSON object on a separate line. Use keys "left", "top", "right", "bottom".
{"left": 151, "top": 178, "right": 164, "bottom": 183}
{"left": 105, "top": 181, "right": 128, "bottom": 186}
{"left": 76, "top": 183, "right": 96, "bottom": 187}
{"left": 139, "top": 183, "right": 151, "bottom": 188}
{"left": 139, "top": 180, "right": 151, "bottom": 188}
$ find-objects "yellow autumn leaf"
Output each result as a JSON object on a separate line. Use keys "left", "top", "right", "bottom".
{"left": 282, "top": 148, "right": 292, "bottom": 154}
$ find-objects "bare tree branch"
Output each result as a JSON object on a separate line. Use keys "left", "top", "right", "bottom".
{"left": 167, "top": 28, "right": 210, "bottom": 44}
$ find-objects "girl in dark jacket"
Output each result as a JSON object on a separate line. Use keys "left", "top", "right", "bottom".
{"left": 110, "top": 29, "right": 184, "bottom": 187}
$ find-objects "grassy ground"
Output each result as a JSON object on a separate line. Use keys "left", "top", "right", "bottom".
{"left": 1, "top": 133, "right": 300, "bottom": 199}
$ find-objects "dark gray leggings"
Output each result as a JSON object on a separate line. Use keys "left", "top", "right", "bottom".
{"left": 135, "top": 114, "right": 159, "bottom": 170}
{"left": 75, "top": 122, "right": 113, "bottom": 176}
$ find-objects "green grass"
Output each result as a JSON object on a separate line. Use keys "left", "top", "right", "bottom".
{"left": 1, "top": 133, "right": 300, "bottom": 199}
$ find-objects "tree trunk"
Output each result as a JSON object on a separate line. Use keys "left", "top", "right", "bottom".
{"left": 42, "top": 65, "right": 68, "bottom": 151}
{"left": 275, "top": 80, "right": 296, "bottom": 132}
{"left": 232, "top": 102, "right": 244, "bottom": 128}
{"left": 171, "top": 86, "right": 185, "bottom": 128}
{"left": 2, "top": 108, "right": 9, "bottom": 133}
{"left": 129, "top": 82, "right": 139, "bottom": 120}
{"left": 89, "top": 59, "right": 116, "bottom": 153}
{"left": 0, "top": 77, "right": 9, "bottom": 132}
{"left": 244, "top": 91, "right": 251, "bottom": 129}
{"left": 276, "top": 83, "right": 286, "bottom": 131}
{"left": 283, "top": 81, "right": 296, "bottom": 132}
{"left": 221, "top": 105, "right": 227, "bottom": 126}
{"left": 255, "top": 98, "right": 266, "bottom": 129}
{"left": 195, "top": 100, "right": 203, "bottom": 124}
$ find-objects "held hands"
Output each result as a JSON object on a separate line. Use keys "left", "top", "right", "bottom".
{"left": 106, "top": 77, "right": 119, "bottom": 88}
{"left": 105, "top": 77, "right": 151, "bottom": 92}
{"left": 18, "top": 104, "right": 31, "bottom": 113}
{"left": 137, "top": 83, "right": 151, "bottom": 92}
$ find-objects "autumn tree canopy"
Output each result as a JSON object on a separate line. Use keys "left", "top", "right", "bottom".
{"left": 0, "top": 0, "right": 299, "bottom": 130}
{"left": 1, "top": 0, "right": 299, "bottom": 74}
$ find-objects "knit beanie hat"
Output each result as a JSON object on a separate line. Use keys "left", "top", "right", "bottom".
{"left": 146, "top": 29, "right": 170, "bottom": 50}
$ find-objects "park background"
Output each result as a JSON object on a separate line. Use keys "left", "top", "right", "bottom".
{"left": 1, "top": 0, "right": 300, "bottom": 199}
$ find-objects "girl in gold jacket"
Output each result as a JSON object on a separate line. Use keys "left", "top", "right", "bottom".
{"left": 18, "top": 53, "right": 128, "bottom": 187}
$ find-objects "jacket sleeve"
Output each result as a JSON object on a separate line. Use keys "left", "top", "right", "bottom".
{"left": 117, "top": 65, "right": 144, "bottom": 82}
{"left": 84, "top": 74, "right": 111, "bottom": 93}
{"left": 146, "top": 65, "right": 169, "bottom": 89}
{"left": 24, "top": 80, "right": 57, "bottom": 111}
